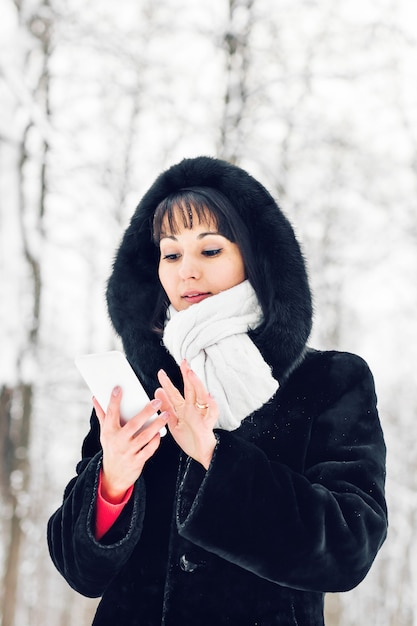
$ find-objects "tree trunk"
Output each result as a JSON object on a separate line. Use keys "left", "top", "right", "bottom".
{"left": 0, "top": 4, "right": 51, "bottom": 623}
{"left": 218, "top": 0, "right": 254, "bottom": 163}
{"left": 1, "top": 383, "right": 33, "bottom": 626}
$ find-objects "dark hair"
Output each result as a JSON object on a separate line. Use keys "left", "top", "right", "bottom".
{"left": 151, "top": 186, "right": 264, "bottom": 331}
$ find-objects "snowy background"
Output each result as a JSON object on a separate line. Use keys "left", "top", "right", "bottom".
{"left": 1, "top": 0, "right": 416, "bottom": 624}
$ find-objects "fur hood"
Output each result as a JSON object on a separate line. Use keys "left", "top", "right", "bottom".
{"left": 106, "top": 156, "right": 313, "bottom": 387}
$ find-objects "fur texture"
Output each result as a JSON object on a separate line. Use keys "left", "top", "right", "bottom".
{"left": 48, "top": 157, "right": 387, "bottom": 625}
{"left": 106, "top": 156, "right": 312, "bottom": 389}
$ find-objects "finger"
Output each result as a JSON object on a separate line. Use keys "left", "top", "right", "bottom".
{"left": 124, "top": 398, "right": 162, "bottom": 437}
{"left": 180, "top": 360, "right": 196, "bottom": 405}
{"left": 155, "top": 387, "right": 175, "bottom": 414}
{"left": 136, "top": 429, "right": 163, "bottom": 462}
{"left": 102, "top": 386, "right": 123, "bottom": 431}
{"left": 187, "top": 368, "right": 209, "bottom": 407}
{"left": 131, "top": 409, "right": 169, "bottom": 440}
{"left": 157, "top": 369, "right": 185, "bottom": 408}
{"left": 130, "top": 414, "right": 169, "bottom": 465}
{"left": 207, "top": 393, "right": 219, "bottom": 421}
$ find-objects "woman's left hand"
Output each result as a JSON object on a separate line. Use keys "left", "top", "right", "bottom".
{"left": 155, "top": 360, "right": 218, "bottom": 469}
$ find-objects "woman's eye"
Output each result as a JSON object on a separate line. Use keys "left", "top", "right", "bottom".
{"left": 203, "top": 248, "right": 222, "bottom": 257}
{"left": 163, "top": 253, "right": 180, "bottom": 261}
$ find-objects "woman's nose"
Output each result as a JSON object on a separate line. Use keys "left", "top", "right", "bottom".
{"left": 178, "top": 255, "right": 200, "bottom": 280}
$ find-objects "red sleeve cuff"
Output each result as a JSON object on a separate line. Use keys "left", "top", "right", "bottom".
{"left": 95, "top": 469, "right": 134, "bottom": 540}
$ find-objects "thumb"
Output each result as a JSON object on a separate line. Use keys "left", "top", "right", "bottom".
{"left": 95, "top": 386, "right": 123, "bottom": 431}
{"left": 154, "top": 387, "right": 175, "bottom": 414}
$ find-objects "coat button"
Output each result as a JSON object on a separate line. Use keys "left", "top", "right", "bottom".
{"left": 180, "top": 554, "right": 200, "bottom": 573}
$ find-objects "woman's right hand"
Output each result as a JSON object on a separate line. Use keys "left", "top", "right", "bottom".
{"left": 93, "top": 386, "right": 168, "bottom": 503}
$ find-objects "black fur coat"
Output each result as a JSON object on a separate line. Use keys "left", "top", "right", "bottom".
{"left": 48, "top": 157, "right": 387, "bottom": 625}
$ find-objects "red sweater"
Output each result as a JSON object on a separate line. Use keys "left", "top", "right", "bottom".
{"left": 95, "top": 470, "right": 133, "bottom": 540}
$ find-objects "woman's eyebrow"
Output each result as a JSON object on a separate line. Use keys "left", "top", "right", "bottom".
{"left": 159, "top": 230, "right": 222, "bottom": 242}
{"left": 197, "top": 231, "right": 222, "bottom": 239}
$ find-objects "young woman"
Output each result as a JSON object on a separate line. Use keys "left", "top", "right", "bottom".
{"left": 48, "top": 156, "right": 387, "bottom": 626}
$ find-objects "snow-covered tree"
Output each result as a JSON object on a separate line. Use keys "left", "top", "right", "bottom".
{"left": 1, "top": 0, "right": 416, "bottom": 623}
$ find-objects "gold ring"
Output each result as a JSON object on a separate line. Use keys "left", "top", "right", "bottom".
{"left": 195, "top": 401, "right": 209, "bottom": 410}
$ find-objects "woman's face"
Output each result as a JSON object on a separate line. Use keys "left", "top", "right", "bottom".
{"left": 158, "top": 207, "right": 246, "bottom": 311}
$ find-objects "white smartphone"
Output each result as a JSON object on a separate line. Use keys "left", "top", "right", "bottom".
{"left": 75, "top": 350, "right": 166, "bottom": 436}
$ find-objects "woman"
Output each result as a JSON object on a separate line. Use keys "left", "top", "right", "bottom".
{"left": 48, "top": 156, "right": 387, "bottom": 626}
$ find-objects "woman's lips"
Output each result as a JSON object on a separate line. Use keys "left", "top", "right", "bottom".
{"left": 181, "top": 292, "right": 211, "bottom": 304}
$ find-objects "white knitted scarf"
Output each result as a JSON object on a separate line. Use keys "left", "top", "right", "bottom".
{"left": 162, "top": 280, "right": 278, "bottom": 431}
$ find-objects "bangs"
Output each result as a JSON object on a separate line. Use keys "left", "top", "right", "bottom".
{"left": 152, "top": 188, "right": 234, "bottom": 243}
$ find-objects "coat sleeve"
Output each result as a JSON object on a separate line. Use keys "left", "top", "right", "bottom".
{"left": 47, "top": 412, "right": 146, "bottom": 598}
{"left": 175, "top": 352, "right": 387, "bottom": 593}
